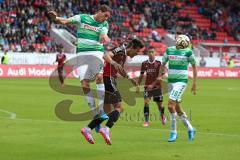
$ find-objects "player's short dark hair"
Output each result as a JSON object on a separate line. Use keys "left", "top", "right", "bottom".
{"left": 57, "top": 44, "right": 64, "bottom": 52}
{"left": 98, "top": 5, "right": 112, "bottom": 14}
{"left": 176, "top": 31, "right": 182, "bottom": 35}
{"left": 127, "top": 39, "right": 144, "bottom": 49}
{"left": 148, "top": 46, "right": 155, "bottom": 50}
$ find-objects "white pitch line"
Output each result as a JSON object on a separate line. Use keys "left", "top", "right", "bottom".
{"left": 117, "top": 125, "right": 240, "bottom": 138}
{"left": 227, "top": 87, "right": 240, "bottom": 91}
{"left": 0, "top": 116, "right": 66, "bottom": 124}
{"left": 0, "top": 109, "right": 16, "bottom": 119}
{"left": 0, "top": 115, "right": 239, "bottom": 138}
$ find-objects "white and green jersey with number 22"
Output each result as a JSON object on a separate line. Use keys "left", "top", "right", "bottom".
{"left": 69, "top": 14, "right": 109, "bottom": 53}
{"left": 162, "top": 46, "right": 196, "bottom": 84}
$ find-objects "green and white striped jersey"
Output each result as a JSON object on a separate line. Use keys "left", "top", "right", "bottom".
{"left": 69, "top": 14, "right": 109, "bottom": 53}
{"left": 162, "top": 46, "right": 196, "bottom": 83}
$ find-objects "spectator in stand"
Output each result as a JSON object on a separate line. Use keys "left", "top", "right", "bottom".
{"left": 149, "top": 30, "right": 162, "bottom": 42}
{"left": 130, "top": 19, "right": 141, "bottom": 32}
{"left": 1, "top": 49, "right": 9, "bottom": 65}
{"left": 139, "top": 15, "right": 148, "bottom": 29}
{"left": 197, "top": 0, "right": 240, "bottom": 41}
{"left": 228, "top": 57, "right": 234, "bottom": 68}
{"left": 0, "top": 0, "right": 57, "bottom": 53}
{"left": 220, "top": 58, "right": 227, "bottom": 67}
{"left": 210, "top": 31, "right": 217, "bottom": 40}
{"left": 199, "top": 56, "right": 206, "bottom": 67}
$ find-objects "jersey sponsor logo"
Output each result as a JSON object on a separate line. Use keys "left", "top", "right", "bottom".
{"left": 146, "top": 68, "right": 157, "bottom": 73}
{"left": 83, "top": 24, "right": 100, "bottom": 32}
{"left": 169, "top": 55, "right": 187, "bottom": 61}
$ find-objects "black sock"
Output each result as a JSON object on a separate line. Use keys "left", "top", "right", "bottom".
{"left": 87, "top": 117, "right": 105, "bottom": 130}
{"left": 106, "top": 110, "right": 120, "bottom": 128}
{"left": 144, "top": 104, "right": 149, "bottom": 122}
{"left": 58, "top": 67, "right": 64, "bottom": 84}
{"left": 159, "top": 106, "right": 164, "bottom": 116}
{"left": 59, "top": 74, "right": 64, "bottom": 84}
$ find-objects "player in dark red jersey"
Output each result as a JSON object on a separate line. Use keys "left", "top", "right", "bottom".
{"left": 54, "top": 45, "right": 66, "bottom": 88}
{"left": 138, "top": 46, "right": 166, "bottom": 127}
{"left": 81, "top": 39, "right": 144, "bottom": 145}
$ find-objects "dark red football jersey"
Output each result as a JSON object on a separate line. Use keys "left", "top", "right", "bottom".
{"left": 140, "top": 59, "right": 161, "bottom": 86}
{"left": 103, "top": 44, "right": 127, "bottom": 78}
{"left": 56, "top": 53, "right": 66, "bottom": 67}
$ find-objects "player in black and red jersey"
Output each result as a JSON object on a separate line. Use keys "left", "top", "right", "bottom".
{"left": 138, "top": 46, "right": 166, "bottom": 127}
{"left": 81, "top": 39, "right": 144, "bottom": 145}
{"left": 54, "top": 45, "right": 66, "bottom": 88}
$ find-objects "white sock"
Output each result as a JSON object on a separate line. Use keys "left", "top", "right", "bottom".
{"left": 96, "top": 83, "right": 105, "bottom": 115}
{"left": 86, "top": 90, "right": 95, "bottom": 110}
{"left": 105, "top": 126, "right": 110, "bottom": 133}
{"left": 170, "top": 112, "right": 177, "bottom": 133}
{"left": 180, "top": 112, "right": 193, "bottom": 131}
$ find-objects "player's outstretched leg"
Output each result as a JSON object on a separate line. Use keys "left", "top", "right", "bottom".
{"left": 155, "top": 98, "right": 166, "bottom": 125}
{"left": 168, "top": 112, "right": 178, "bottom": 142}
{"left": 160, "top": 107, "right": 167, "bottom": 125}
{"left": 168, "top": 100, "right": 178, "bottom": 142}
{"left": 180, "top": 113, "right": 196, "bottom": 141}
{"left": 95, "top": 74, "right": 107, "bottom": 132}
{"left": 188, "top": 128, "right": 196, "bottom": 141}
{"left": 143, "top": 103, "right": 150, "bottom": 127}
{"left": 81, "top": 127, "right": 94, "bottom": 144}
{"left": 99, "top": 126, "right": 111, "bottom": 145}
{"left": 81, "top": 116, "right": 106, "bottom": 144}
{"left": 176, "top": 103, "right": 196, "bottom": 141}
{"left": 94, "top": 113, "right": 109, "bottom": 133}
{"left": 100, "top": 104, "right": 122, "bottom": 145}
{"left": 57, "top": 66, "right": 65, "bottom": 88}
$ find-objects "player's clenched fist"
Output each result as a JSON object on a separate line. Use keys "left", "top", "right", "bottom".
{"left": 48, "top": 11, "right": 57, "bottom": 20}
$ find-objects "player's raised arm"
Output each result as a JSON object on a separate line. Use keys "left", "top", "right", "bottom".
{"left": 48, "top": 11, "right": 81, "bottom": 25}
{"left": 48, "top": 11, "right": 70, "bottom": 25}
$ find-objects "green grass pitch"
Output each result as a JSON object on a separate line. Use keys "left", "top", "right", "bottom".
{"left": 0, "top": 78, "right": 240, "bottom": 160}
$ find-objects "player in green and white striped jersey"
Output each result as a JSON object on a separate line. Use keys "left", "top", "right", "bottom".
{"left": 48, "top": 5, "right": 112, "bottom": 132}
{"left": 150, "top": 35, "right": 197, "bottom": 142}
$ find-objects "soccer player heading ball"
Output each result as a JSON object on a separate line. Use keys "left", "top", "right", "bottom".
{"left": 150, "top": 34, "right": 197, "bottom": 142}
{"left": 81, "top": 39, "right": 144, "bottom": 145}
{"left": 48, "top": 5, "right": 112, "bottom": 131}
